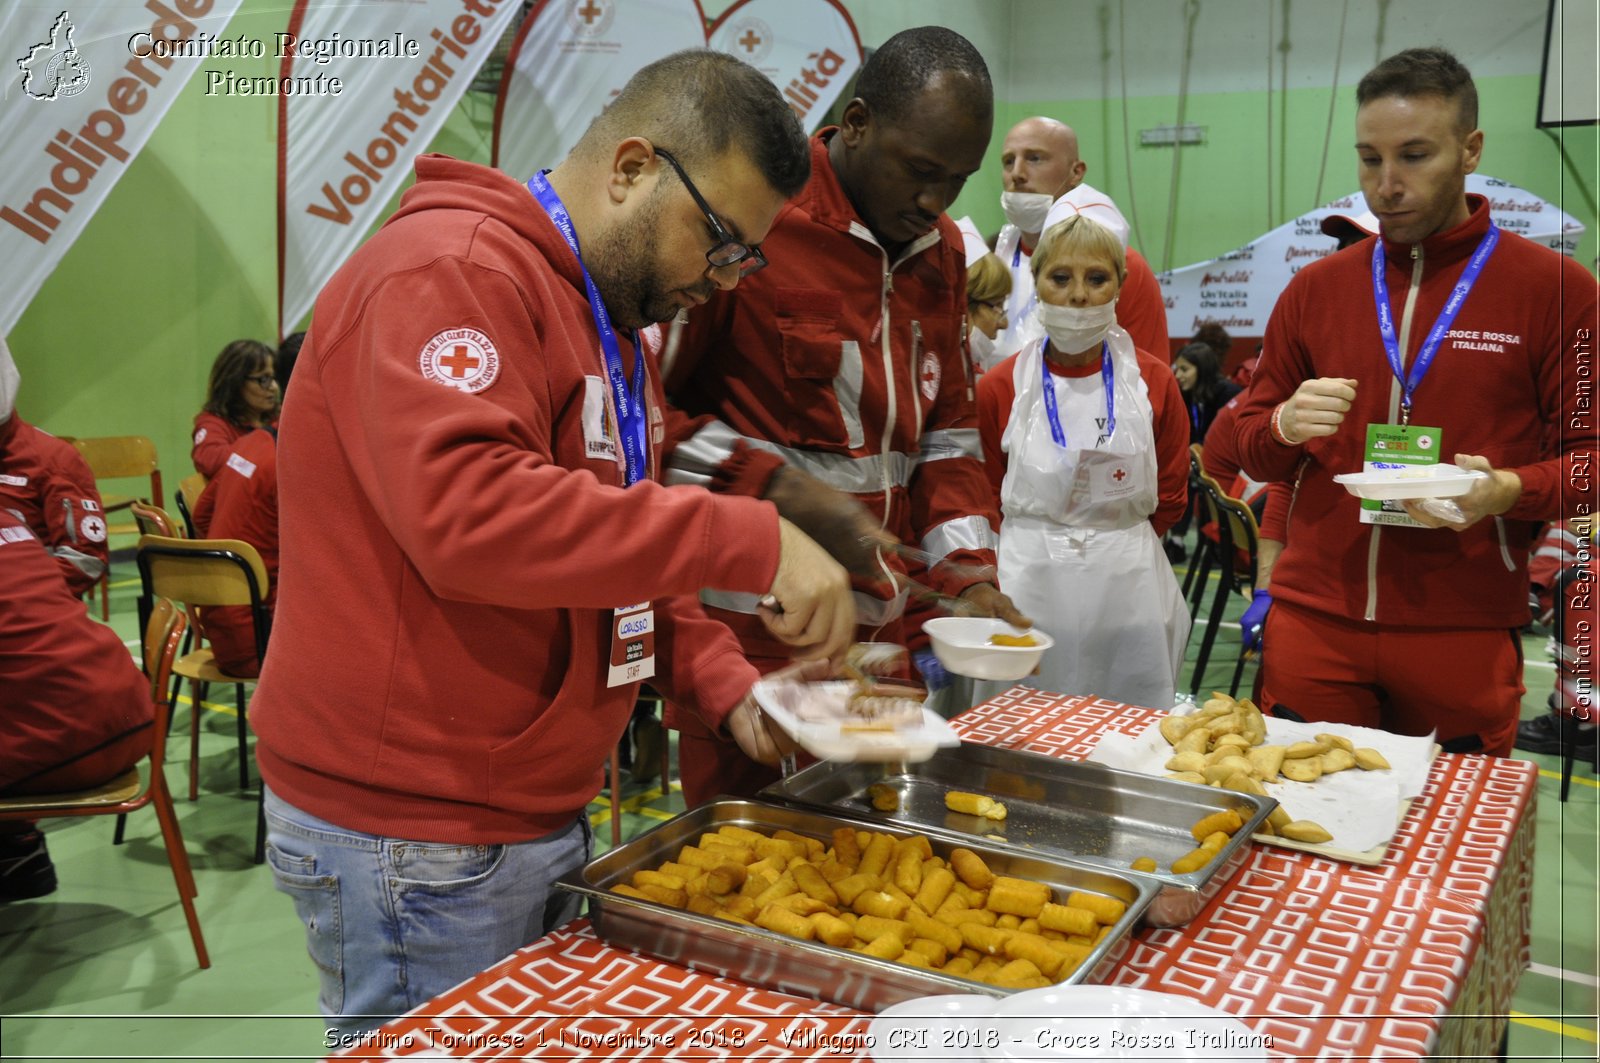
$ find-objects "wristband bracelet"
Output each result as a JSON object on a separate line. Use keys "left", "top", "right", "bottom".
{"left": 1270, "top": 403, "right": 1299, "bottom": 446}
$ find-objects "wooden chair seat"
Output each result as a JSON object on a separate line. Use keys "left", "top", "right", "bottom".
{"left": 175, "top": 647, "right": 256, "bottom": 686}
{"left": 0, "top": 768, "right": 142, "bottom": 811}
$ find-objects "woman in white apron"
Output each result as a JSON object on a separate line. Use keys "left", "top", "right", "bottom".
{"left": 983, "top": 209, "right": 1190, "bottom": 709}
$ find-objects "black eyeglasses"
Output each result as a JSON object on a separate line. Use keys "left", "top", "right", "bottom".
{"left": 653, "top": 147, "right": 767, "bottom": 276}
{"left": 246, "top": 373, "right": 277, "bottom": 388}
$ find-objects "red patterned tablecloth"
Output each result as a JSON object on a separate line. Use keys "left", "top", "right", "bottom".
{"left": 330, "top": 689, "right": 1537, "bottom": 1062}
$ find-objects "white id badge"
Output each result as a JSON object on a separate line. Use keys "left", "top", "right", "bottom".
{"left": 582, "top": 375, "right": 619, "bottom": 463}
{"left": 607, "top": 602, "right": 655, "bottom": 687}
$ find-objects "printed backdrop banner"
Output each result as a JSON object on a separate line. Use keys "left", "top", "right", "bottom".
{"left": 279, "top": 0, "right": 522, "bottom": 335}
{"left": 0, "top": 0, "right": 245, "bottom": 336}
{"left": 493, "top": 0, "right": 708, "bottom": 184}
{"left": 1159, "top": 174, "right": 1586, "bottom": 339}
{"left": 709, "top": 0, "right": 861, "bottom": 134}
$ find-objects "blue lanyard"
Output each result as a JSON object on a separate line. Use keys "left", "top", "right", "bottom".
{"left": 1041, "top": 340, "right": 1114, "bottom": 447}
{"left": 1372, "top": 222, "right": 1498, "bottom": 425}
{"left": 527, "top": 170, "right": 649, "bottom": 486}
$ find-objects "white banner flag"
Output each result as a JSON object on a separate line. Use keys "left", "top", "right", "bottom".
{"left": 493, "top": 0, "right": 709, "bottom": 184}
{"left": 0, "top": 0, "right": 245, "bottom": 335}
{"left": 1159, "top": 174, "right": 1587, "bottom": 340}
{"left": 279, "top": 0, "right": 522, "bottom": 335}
{"left": 708, "top": 0, "right": 861, "bottom": 134}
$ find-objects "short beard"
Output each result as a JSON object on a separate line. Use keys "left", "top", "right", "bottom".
{"left": 586, "top": 186, "right": 686, "bottom": 330}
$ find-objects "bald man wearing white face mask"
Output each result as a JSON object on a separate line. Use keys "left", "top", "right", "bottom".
{"left": 991, "top": 117, "right": 1170, "bottom": 370}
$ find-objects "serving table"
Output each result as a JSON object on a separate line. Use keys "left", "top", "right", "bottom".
{"left": 328, "top": 688, "right": 1536, "bottom": 1061}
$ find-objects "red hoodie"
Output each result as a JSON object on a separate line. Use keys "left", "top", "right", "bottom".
{"left": 1235, "top": 195, "right": 1599, "bottom": 627}
{"left": 251, "top": 155, "right": 782, "bottom": 843}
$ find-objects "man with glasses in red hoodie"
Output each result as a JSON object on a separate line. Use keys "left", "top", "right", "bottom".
{"left": 252, "top": 50, "right": 854, "bottom": 1036}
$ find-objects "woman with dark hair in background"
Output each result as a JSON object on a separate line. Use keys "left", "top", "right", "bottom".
{"left": 1172, "top": 341, "right": 1240, "bottom": 445}
{"left": 191, "top": 339, "right": 278, "bottom": 477}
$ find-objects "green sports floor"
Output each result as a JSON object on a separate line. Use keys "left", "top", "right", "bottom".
{"left": 0, "top": 548, "right": 1595, "bottom": 1062}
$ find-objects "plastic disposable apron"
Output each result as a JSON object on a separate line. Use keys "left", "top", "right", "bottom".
{"left": 995, "top": 327, "right": 1188, "bottom": 708}
{"left": 990, "top": 226, "right": 1044, "bottom": 370}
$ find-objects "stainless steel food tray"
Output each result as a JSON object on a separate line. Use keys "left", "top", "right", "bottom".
{"left": 556, "top": 798, "right": 1158, "bottom": 1013}
{"left": 759, "top": 742, "right": 1275, "bottom": 927}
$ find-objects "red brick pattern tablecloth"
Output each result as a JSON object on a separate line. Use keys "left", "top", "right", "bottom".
{"left": 331, "top": 689, "right": 1536, "bottom": 1061}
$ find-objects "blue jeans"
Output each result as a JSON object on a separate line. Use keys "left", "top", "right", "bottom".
{"left": 262, "top": 786, "right": 589, "bottom": 1036}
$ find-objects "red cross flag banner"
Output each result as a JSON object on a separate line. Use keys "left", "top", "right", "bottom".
{"left": 0, "top": 0, "right": 246, "bottom": 335}
{"left": 708, "top": 0, "right": 862, "bottom": 134}
{"left": 493, "top": 0, "right": 708, "bottom": 184}
{"left": 278, "top": 0, "right": 522, "bottom": 336}
{"left": 1157, "top": 173, "right": 1586, "bottom": 343}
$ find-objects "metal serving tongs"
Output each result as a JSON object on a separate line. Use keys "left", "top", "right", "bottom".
{"left": 863, "top": 536, "right": 997, "bottom": 619}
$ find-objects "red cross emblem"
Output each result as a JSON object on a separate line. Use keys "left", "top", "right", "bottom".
{"left": 577, "top": 0, "right": 603, "bottom": 24}
{"left": 420, "top": 327, "right": 501, "bottom": 394}
{"left": 739, "top": 29, "right": 762, "bottom": 52}
{"left": 920, "top": 349, "right": 942, "bottom": 401}
{"left": 1112, "top": 468, "right": 1128, "bottom": 482}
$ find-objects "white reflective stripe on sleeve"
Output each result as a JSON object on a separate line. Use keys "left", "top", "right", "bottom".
{"left": 663, "top": 419, "right": 745, "bottom": 488}
{"left": 834, "top": 340, "right": 865, "bottom": 449}
{"left": 921, "top": 514, "right": 997, "bottom": 561}
{"left": 664, "top": 420, "right": 918, "bottom": 495}
{"left": 920, "top": 428, "right": 983, "bottom": 463}
{"left": 52, "top": 544, "right": 107, "bottom": 581}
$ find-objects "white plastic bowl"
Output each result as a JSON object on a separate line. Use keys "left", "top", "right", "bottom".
{"left": 1333, "top": 465, "right": 1486, "bottom": 500}
{"left": 924, "top": 617, "right": 1053, "bottom": 681}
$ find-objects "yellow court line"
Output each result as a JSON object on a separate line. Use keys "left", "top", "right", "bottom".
{"left": 1509, "top": 1011, "right": 1599, "bottom": 1042}
{"left": 1538, "top": 767, "right": 1599, "bottom": 790}
{"left": 174, "top": 692, "right": 241, "bottom": 719}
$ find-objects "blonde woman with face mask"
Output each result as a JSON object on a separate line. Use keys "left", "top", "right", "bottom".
{"left": 965, "top": 252, "right": 1011, "bottom": 373}
{"left": 975, "top": 206, "right": 1192, "bottom": 708}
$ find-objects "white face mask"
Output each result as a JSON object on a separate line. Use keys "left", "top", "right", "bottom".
{"left": 1000, "top": 191, "right": 1054, "bottom": 234}
{"left": 0, "top": 340, "right": 18, "bottom": 424}
{"left": 968, "top": 326, "right": 996, "bottom": 367}
{"left": 1039, "top": 300, "right": 1118, "bottom": 355}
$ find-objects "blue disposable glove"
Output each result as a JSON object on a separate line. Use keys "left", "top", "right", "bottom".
{"left": 912, "top": 648, "right": 952, "bottom": 693}
{"left": 1240, "top": 588, "right": 1272, "bottom": 652}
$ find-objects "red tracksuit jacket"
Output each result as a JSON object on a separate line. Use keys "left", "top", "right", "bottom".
{"left": 661, "top": 131, "right": 1000, "bottom": 664}
{"left": 0, "top": 511, "right": 150, "bottom": 792}
{"left": 0, "top": 414, "right": 108, "bottom": 598}
{"left": 1236, "top": 195, "right": 1599, "bottom": 628}
{"left": 192, "top": 429, "right": 279, "bottom": 677}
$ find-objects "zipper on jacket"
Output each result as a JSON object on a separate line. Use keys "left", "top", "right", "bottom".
{"left": 878, "top": 264, "right": 897, "bottom": 528}
{"left": 850, "top": 222, "right": 941, "bottom": 530}
{"left": 1366, "top": 244, "right": 1427, "bottom": 622}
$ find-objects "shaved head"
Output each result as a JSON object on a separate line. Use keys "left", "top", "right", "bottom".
{"left": 1000, "top": 116, "right": 1086, "bottom": 201}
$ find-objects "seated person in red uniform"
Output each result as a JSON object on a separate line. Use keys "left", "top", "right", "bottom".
{"left": 0, "top": 510, "right": 154, "bottom": 900}
{"left": 190, "top": 335, "right": 301, "bottom": 676}
{"left": 0, "top": 338, "right": 109, "bottom": 598}
{"left": 191, "top": 339, "right": 279, "bottom": 478}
